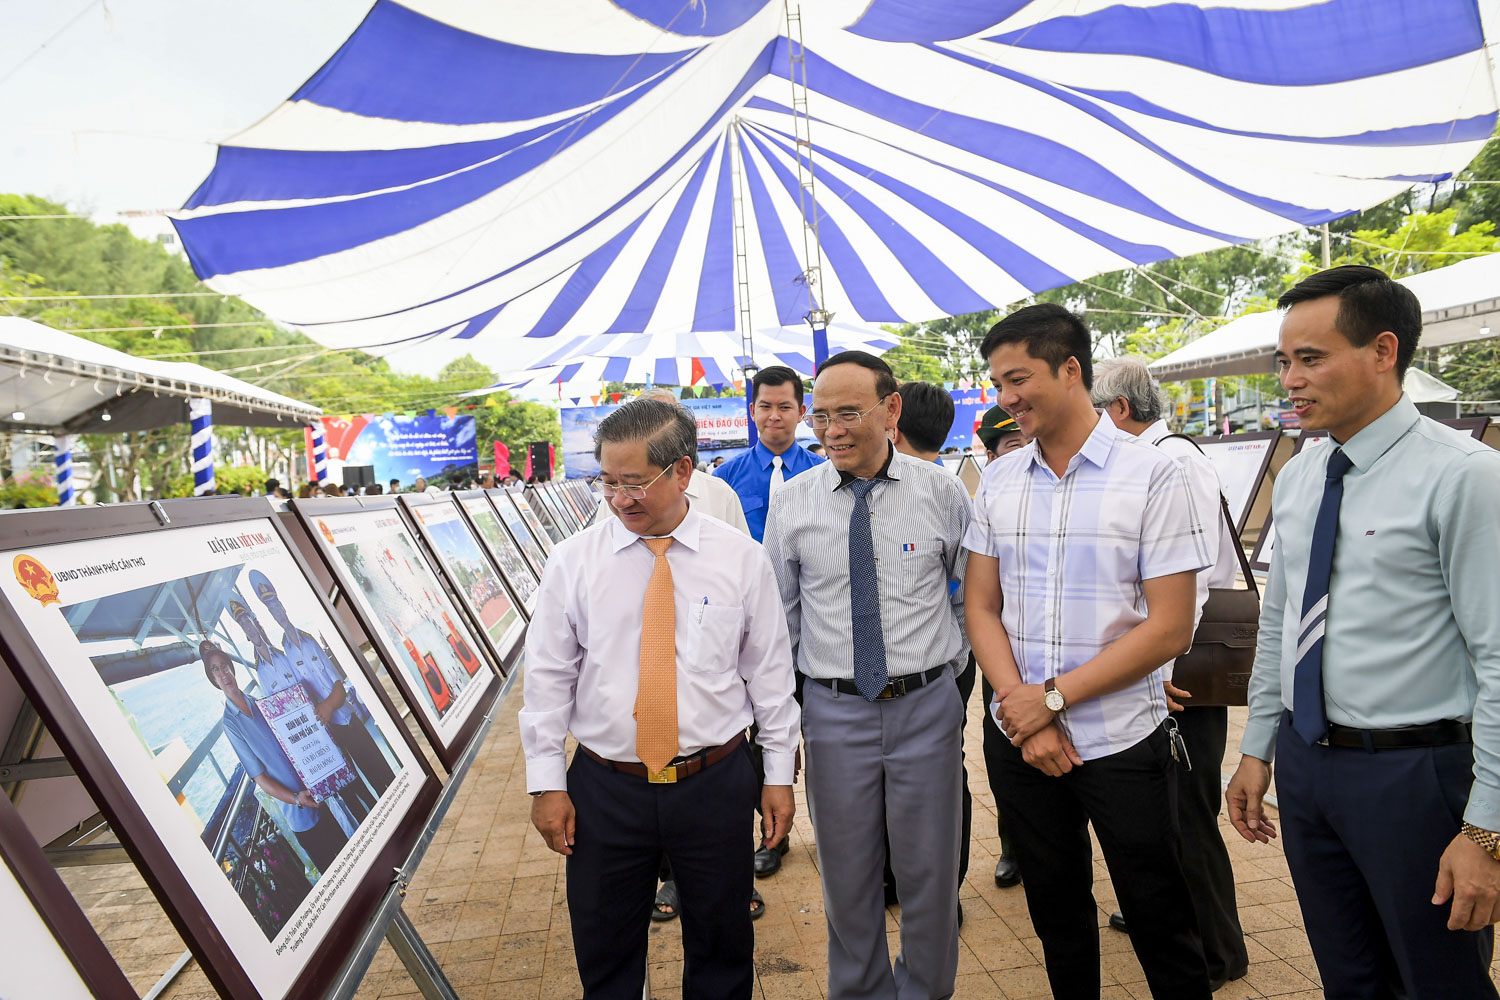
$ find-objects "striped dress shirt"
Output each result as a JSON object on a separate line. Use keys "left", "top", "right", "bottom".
{"left": 963, "top": 413, "right": 1212, "bottom": 760}
{"left": 763, "top": 446, "right": 970, "bottom": 680}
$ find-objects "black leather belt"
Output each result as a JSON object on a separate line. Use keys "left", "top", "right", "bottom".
{"left": 1321, "top": 718, "right": 1471, "bottom": 750}
{"left": 808, "top": 665, "right": 947, "bottom": 700}
{"left": 581, "top": 731, "right": 745, "bottom": 783}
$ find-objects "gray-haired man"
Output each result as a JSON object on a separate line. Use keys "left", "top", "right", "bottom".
{"left": 1091, "top": 357, "right": 1248, "bottom": 990}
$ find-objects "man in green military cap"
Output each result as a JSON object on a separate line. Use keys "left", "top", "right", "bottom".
{"left": 975, "top": 404, "right": 1026, "bottom": 461}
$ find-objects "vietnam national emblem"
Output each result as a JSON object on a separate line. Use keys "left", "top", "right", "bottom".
{"left": 14, "top": 554, "right": 60, "bottom": 606}
{"left": 317, "top": 520, "right": 335, "bottom": 545}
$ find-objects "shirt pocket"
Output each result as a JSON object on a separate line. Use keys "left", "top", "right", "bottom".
{"left": 897, "top": 541, "right": 947, "bottom": 598}
{"left": 682, "top": 603, "right": 745, "bottom": 673}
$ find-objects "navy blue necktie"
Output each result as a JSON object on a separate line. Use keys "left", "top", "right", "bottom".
{"left": 847, "top": 479, "right": 888, "bottom": 701}
{"left": 1291, "top": 447, "right": 1354, "bottom": 745}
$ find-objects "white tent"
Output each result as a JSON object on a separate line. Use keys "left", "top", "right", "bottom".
{"left": 0, "top": 317, "right": 321, "bottom": 433}
{"left": 1150, "top": 253, "right": 1500, "bottom": 381}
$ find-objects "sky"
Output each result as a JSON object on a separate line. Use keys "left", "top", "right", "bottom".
{"left": 0, "top": 0, "right": 565, "bottom": 383}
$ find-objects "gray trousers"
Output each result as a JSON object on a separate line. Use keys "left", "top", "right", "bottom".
{"left": 803, "top": 671, "right": 963, "bottom": 1000}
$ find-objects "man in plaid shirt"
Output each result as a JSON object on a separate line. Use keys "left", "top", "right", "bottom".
{"left": 964, "top": 304, "right": 1213, "bottom": 1000}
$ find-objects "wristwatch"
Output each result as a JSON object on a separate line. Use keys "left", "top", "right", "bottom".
{"left": 1462, "top": 822, "right": 1500, "bottom": 861}
{"left": 1044, "top": 677, "right": 1066, "bottom": 713}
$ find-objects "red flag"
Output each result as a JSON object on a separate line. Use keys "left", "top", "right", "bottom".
{"left": 690, "top": 357, "right": 707, "bottom": 386}
{"left": 494, "top": 442, "right": 511, "bottom": 478}
{"left": 610, "top": 393, "right": 622, "bottom": 403}
{"left": 548, "top": 443, "right": 556, "bottom": 477}
{"left": 523, "top": 447, "right": 533, "bottom": 480}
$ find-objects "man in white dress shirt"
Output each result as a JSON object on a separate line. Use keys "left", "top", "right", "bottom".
{"left": 521, "top": 397, "right": 799, "bottom": 1000}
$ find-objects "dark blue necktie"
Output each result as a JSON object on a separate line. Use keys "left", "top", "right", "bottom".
{"left": 848, "top": 479, "right": 888, "bottom": 701}
{"left": 1291, "top": 447, "right": 1354, "bottom": 745}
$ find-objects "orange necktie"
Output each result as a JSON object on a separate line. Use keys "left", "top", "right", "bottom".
{"left": 635, "top": 537, "right": 678, "bottom": 774}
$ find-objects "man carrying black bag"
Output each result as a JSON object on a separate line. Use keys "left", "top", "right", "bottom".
{"left": 1093, "top": 357, "right": 1250, "bottom": 990}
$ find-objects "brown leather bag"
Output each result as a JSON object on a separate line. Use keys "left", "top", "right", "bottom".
{"left": 1156, "top": 435, "right": 1260, "bottom": 707}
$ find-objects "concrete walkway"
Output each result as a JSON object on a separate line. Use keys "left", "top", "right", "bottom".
{"left": 58, "top": 676, "right": 1500, "bottom": 999}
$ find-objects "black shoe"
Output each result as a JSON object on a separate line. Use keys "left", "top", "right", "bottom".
{"left": 1108, "top": 911, "right": 1128, "bottom": 934}
{"left": 753, "top": 844, "right": 783, "bottom": 878}
{"left": 957, "top": 901, "right": 964, "bottom": 928}
{"left": 884, "top": 880, "right": 900, "bottom": 907}
{"left": 993, "top": 855, "right": 1022, "bottom": 888}
{"left": 1209, "top": 966, "right": 1248, "bottom": 992}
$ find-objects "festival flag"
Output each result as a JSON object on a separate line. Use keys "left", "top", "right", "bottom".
{"left": 690, "top": 357, "right": 707, "bottom": 386}
{"left": 494, "top": 442, "right": 511, "bottom": 478}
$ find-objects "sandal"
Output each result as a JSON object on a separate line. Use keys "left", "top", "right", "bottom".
{"left": 750, "top": 889, "right": 765, "bottom": 921}
{"left": 652, "top": 880, "right": 679, "bottom": 922}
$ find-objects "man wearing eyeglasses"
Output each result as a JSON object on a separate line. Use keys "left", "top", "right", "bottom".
{"left": 712, "top": 365, "right": 825, "bottom": 544}
{"left": 520, "top": 397, "right": 800, "bottom": 1000}
{"left": 764, "top": 351, "right": 970, "bottom": 1000}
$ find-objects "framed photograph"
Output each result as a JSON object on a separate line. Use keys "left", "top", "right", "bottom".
{"left": 1191, "top": 430, "right": 1280, "bottom": 534}
{"left": 454, "top": 490, "right": 540, "bottom": 614}
{"left": 554, "top": 481, "right": 592, "bottom": 528}
{"left": 398, "top": 493, "right": 526, "bottom": 665}
{"left": 485, "top": 489, "right": 549, "bottom": 579}
{"left": 534, "top": 487, "right": 577, "bottom": 536}
{"left": 0, "top": 498, "right": 439, "bottom": 1000}
{"left": 1249, "top": 417, "right": 1486, "bottom": 572}
{"left": 508, "top": 489, "right": 561, "bottom": 549}
{"left": 0, "top": 792, "right": 136, "bottom": 1000}
{"left": 291, "top": 497, "right": 500, "bottom": 770}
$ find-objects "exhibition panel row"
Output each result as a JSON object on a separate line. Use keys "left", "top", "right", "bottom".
{"left": 0, "top": 480, "right": 595, "bottom": 1000}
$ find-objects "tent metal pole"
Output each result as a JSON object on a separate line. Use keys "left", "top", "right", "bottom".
{"left": 786, "top": 4, "right": 832, "bottom": 370}
{"left": 729, "top": 116, "right": 759, "bottom": 445}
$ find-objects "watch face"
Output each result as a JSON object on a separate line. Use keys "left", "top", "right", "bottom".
{"left": 1045, "top": 690, "right": 1065, "bottom": 712}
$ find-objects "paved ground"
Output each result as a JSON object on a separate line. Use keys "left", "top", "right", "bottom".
{"left": 56, "top": 675, "right": 1500, "bottom": 999}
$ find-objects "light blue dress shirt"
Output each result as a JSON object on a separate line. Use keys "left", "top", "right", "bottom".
{"left": 1242, "top": 396, "right": 1500, "bottom": 827}
{"left": 712, "top": 440, "right": 824, "bottom": 542}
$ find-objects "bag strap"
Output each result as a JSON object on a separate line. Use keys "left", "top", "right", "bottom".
{"left": 1154, "top": 433, "right": 1260, "bottom": 598}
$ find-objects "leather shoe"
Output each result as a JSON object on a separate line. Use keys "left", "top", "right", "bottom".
{"left": 753, "top": 839, "right": 788, "bottom": 878}
{"left": 1108, "top": 911, "right": 1128, "bottom": 934}
{"left": 993, "top": 855, "right": 1022, "bottom": 888}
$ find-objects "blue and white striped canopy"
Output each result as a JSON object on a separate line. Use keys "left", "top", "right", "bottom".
{"left": 171, "top": 0, "right": 1498, "bottom": 363}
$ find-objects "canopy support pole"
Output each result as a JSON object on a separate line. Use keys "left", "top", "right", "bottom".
{"left": 729, "top": 117, "right": 759, "bottom": 446}
{"left": 311, "top": 422, "right": 329, "bottom": 483}
{"left": 189, "top": 397, "right": 215, "bottom": 495}
{"left": 53, "top": 434, "right": 74, "bottom": 506}
{"left": 786, "top": 4, "right": 832, "bottom": 370}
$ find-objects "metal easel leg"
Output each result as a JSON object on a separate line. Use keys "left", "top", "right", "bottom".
{"left": 142, "top": 950, "right": 192, "bottom": 1000}
{"left": 386, "top": 909, "right": 460, "bottom": 1000}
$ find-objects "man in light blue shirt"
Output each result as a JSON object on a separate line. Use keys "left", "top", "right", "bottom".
{"left": 1226, "top": 265, "right": 1500, "bottom": 999}
{"left": 712, "top": 366, "right": 823, "bottom": 544}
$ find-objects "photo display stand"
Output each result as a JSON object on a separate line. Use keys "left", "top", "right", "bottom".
{"left": 397, "top": 493, "right": 527, "bottom": 672}
{"left": 1249, "top": 417, "right": 1488, "bottom": 572}
{"left": 0, "top": 791, "right": 136, "bottom": 1000}
{"left": 0, "top": 497, "right": 442, "bottom": 1000}
{"left": 291, "top": 497, "right": 501, "bottom": 771}
{"left": 453, "top": 489, "right": 541, "bottom": 616}
{"left": 1191, "top": 429, "right": 1280, "bottom": 534}
{"left": 511, "top": 489, "right": 563, "bottom": 547}
{"left": 484, "top": 488, "right": 550, "bottom": 580}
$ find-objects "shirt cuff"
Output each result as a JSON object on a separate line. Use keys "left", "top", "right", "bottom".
{"left": 525, "top": 753, "right": 569, "bottom": 794}
{"left": 1464, "top": 777, "right": 1500, "bottom": 829}
{"left": 1238, "top": 718, "right": 1279, "bottom": 764}
{"left": 760, "top": 749, "right": 796, "bottom": 785}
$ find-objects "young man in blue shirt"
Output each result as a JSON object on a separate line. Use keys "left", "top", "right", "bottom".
{"left": 713, "top": 366, "right": 824, "bottom": 544}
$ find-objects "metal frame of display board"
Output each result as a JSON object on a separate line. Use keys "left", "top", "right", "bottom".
{"left": 1249, "top": 417, "right": 1489, "bottom": 573}
{"left": 397, "top": 492, "right": 527, "bottom": 674}
{"left": 1190, "top": 429, "right": 1281, "bottom": 534}
{"left": 290, "top": 496, "right": 506, "bottom": 771}
{"left": 0, "top": 496, "right": 444, "bottom": 1000}
{"left": 510, "top": 488, "right": 563, "bottom": 547}
{"left": 0, "top": 791, "right": 137, "bottom": 1000}
{"left": 479, "top": 489, "right": 549, "bottom": 582}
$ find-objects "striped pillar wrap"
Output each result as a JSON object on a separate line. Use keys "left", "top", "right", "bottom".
{"left": 188, "top": 398, "right": 216, "bottom": 496}
{"left": 311, "top": 424, "right": 329, "bottom": 483}
{"left": 54, "top": 435, "right": 74, "bottom": 507}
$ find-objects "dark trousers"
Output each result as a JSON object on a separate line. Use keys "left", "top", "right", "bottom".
{"left": 567, "top": 746, "right": 758, "bottom": 1000}
{"left": 294, "top": 802, "right": 348, "bottom": 873}
{"left": 1174, "top": 706, "right": 1248, "bottom": 985}
{"left": 1276, "top": 712, "right": 1498, "bottom": 999}
{"left": 995, "top": 723, "right": 1210, "bottom": 1000}
{"left": 331, "top": 716, "right": 396, "bottom": 794}
{"left": 884, "top": 656, "right": 975, "bottom": 896}
{"left": 980, "top": 678, "right": 1014, "bottom": 857}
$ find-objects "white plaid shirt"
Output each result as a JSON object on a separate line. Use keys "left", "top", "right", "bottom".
{"left": 963, "top": 412, "right": 1212, "bottom": 760}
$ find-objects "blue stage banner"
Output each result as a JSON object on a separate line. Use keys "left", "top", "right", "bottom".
{"left": 945, "top": 388, "right": 988, "bottom": 452}
{"left": 562, "top": 397, "right": 753, "bottom": 478}
{"left": 322, "top": 414, "right": 478, "bottom": 486}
